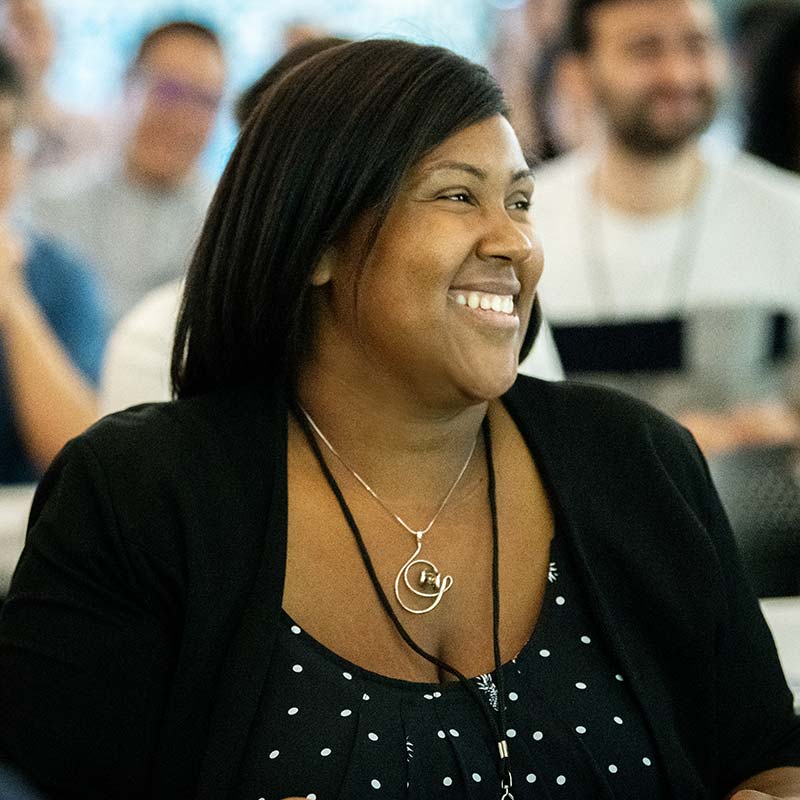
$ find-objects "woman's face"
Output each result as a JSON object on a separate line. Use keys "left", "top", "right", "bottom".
{"left": 313, "top": 114, "right": 543, "bottom": 407}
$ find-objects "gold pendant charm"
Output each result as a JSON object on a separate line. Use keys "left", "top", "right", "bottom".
{"left": 394, "top": 532, "right": 453, "bottom": 614}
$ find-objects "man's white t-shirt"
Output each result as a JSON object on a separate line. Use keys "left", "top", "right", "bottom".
{"left": 520, "top": 148, "right": 800, "bottom": 411}
{"left": 533, "top": 148, "right": 800, "bottom": 321}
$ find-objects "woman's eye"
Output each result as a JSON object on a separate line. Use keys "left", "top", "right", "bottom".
{"left": 509, "top": 197, "right": 532, "bottom": 212}
{"left": 439, "top": 192, "right": 472, "bottom": 203}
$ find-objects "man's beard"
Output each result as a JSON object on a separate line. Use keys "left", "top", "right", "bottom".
{"left": 597, "top": 86, "right": 719, "bottom": 156}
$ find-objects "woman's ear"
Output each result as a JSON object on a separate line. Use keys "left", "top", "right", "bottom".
{"left": 310, "top": 248, "right": 336, "bottom": 286}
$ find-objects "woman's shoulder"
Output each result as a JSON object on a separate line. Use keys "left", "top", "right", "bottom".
{"left": 57, "top": 383, "right": 285, "bottom": 524}
{"left": 506, "top": 375, "right": 709, "bottom": 504}
{"left": 508, "top": 374, "right": 692, "bottom": 441}
{"left": 35, "top": 384, "right": 285, "bottom": 568}
{"left": 85, "top": 383, "right": 281, "bottom": 464}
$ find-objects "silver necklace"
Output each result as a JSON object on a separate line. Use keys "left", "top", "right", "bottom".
{"left": 298, "top": 405, "right": 478, "bottom": 614}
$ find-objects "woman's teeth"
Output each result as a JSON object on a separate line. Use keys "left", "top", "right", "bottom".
{"left": 454, "top": 291, "right": 515, "bottom": 315}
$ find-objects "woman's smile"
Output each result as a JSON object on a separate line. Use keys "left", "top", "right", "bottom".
{"left": 447, "top": 290, "right": 519, "bottom": 327}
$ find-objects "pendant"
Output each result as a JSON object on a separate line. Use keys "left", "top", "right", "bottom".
{"left": 394, "top": 532, "right": 453, "bottom": 614}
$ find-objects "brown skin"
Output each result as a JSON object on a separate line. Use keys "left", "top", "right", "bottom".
{"left": 124, "top": 32, "right": 226, "bottom": 190}
{"left": 281, "top": 114, "right": 800, "bottom": 797}
{"left": 286, "top": 116, "right": 550, "bottom": 682}
{"left": 726, "top": 768, "right": 800, "bottom": 799}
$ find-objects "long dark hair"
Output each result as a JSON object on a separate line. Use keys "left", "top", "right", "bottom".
{"left": 234, "top": 37, "right": 350, "bottom": 127}
{"left": 744, "top": 9, "right": 800, "bottom": 174}
{"left": 172, "top": 38, "right": 535, "bottom": 399}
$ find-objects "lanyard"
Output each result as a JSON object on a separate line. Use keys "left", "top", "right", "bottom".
{"left": 293, "top": 403, "right": 515, "bottom": 798}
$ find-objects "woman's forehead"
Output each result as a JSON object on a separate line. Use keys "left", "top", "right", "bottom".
{"left": 411, "top": 116, "right": 530, "bottom": 183}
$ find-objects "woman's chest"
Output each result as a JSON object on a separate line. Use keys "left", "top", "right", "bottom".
{"left": 240, "top": 534, "right": 669, "bottom": 800}
{"left": 283, "top": 510, "right": 552, "bottom": 683}
{"left": 283, "top": 435, "right": 554, "bottom": 683}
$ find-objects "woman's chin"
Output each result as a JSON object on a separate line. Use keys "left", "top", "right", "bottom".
{"left": 452, "top": 360, "right": 519, "bottom": 404}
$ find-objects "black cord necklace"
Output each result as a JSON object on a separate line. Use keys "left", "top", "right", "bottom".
{"left": 292, "top": 402, "right": 514, "bottom": 799}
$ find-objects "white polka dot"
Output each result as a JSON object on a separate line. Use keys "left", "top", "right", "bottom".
{"left": 580, "top": 636, "right": 591, "bottom": 644}
{"left": 307, "top": 795, "right": 317, "bottom": 800}
{"left": 288, "top": 707, "right": 299, "bottom": 715}
{"left": 437, "top": 730, "right": 446, "bottom": 739}
{"left": 343, "top": 671, "right": 352, "bottom": 680}
{"left": 609, "top": 764, "right": 618, "bottom": 774}
{"left": 576, "top": 725, "right": 587, "bottom": 734}
{"left": 643, "top": 757, "right": 652, "bottom": 766}
{"left": 291, "top": 625, "right": 301, "bottom": 634}
{"left": 613, "top": 716, "right": 623, "bottom": 724}
{"left": 443, "top": 777, "right": 453, "bottom": 787}
{"left": 433, "top": 691, "right": 442, "bottom": 698}
{"left": 575, "top": 682, "right": 587, "bottom": 690}
{"left": 615, "top": 673, "right": 624, "bottom": 681}
{"left": 368, "top": 732, "right": 379, "bottom": 741}
{"left": 526, "top": 774, "right": 537, "bottom": 783}
{"left": 557, "top": 775, "right": 566, "bottom": 786}
{"left": 269, "top": 750, "right": 279, "bottom": 759}
{"left": 371, "top": 778, "right": 381, "bottom": 789}
{"left": 506, "top": 729, "right": 517, "bottom": 738}
{"left": 449, "top": 729, "right": 460, "bottom": 737}
{"left": 341, "top": 709, "right": 352, "bottom": 717}
{"left": 424, "top": 694, "right": 433, "bottom": 700}
{"left": 508, "top": 691, "right": 519, "bottom": 701}
{"left": 292, "top": 664, "right": 303, "bottom": 673}
{"left": 555, "top": 596, "right": 566, "bottom": 605}
{"left": 539, "top": 649, "right": 551, "bottom": 658}
{"left": 533, "top": 730, "right": 544, "bottom": 741}
{"left": 472, "top": 773, "right": 482, "bottom": 783}
{"left": 320, "top": 748, "right": 332, "bottom": 757}
{"left": 362, "top": 693, "right": 370, "bottom": 701}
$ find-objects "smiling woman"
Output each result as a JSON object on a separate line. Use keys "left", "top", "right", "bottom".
{"left": 0, "top": 37, "right": 799, "bottom": 800}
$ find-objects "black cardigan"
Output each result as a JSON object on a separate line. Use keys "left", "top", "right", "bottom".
{"left": 0, "top": 376, "right": 798, "bottom": 799}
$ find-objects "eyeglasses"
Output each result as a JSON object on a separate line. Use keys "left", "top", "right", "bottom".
{"left": 140, "top": 73, "right": 222, "bottom": 112}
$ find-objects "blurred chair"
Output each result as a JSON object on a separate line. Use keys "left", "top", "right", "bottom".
{"left": 708, "top": 444, "right": 800, "bottom": 597}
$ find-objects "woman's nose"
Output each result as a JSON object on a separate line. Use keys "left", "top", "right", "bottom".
{"left": 475, "top": 209, "right": 534, "bottom": 265}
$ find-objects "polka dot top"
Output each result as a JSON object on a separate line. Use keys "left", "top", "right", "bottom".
{"left": 239, "top": 534, "right": 669, "bottom": 799}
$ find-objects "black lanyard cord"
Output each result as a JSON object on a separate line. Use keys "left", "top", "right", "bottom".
{"left": 292, "top": 402, "right": 513, "bottom": 797}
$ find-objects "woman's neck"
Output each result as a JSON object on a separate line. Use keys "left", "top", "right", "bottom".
{"left": 293, "top": 361, "right": 490, "bottom": 514}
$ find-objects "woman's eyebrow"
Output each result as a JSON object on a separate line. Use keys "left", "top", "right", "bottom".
{"left": 418, "top": 162, "right": 534, "bottom": 182}
{"left": 511, "top": 167, "right": 534, "bottom": 182}
{"left": 419, "top": 161, "right": 487, "bottom": 181}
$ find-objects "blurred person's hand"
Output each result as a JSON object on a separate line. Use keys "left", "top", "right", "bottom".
{"left": 0, "top": 0, "right": 56, "bottom": 89}
{"left": 679, "top": 403, "right": 800, "bottom": 457}
{"left": 0, "top": 223, "right": 27, "bottom": 322}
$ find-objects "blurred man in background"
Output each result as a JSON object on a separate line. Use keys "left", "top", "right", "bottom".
{"left": 0, "top": 46, "right": 104, "bottom": 483}
{"left": 525, "top": 0, "right": 800, "bottom": 454}
{"left": 30, "top": 19, "right": 226, "bottom": 323}
{"left": 99, "top": 35, "right": 341, "bottom": 414}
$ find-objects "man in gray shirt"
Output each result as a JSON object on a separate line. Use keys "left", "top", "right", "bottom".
{"left": 30, "top": 20, "right": 227, "bottom": 323}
